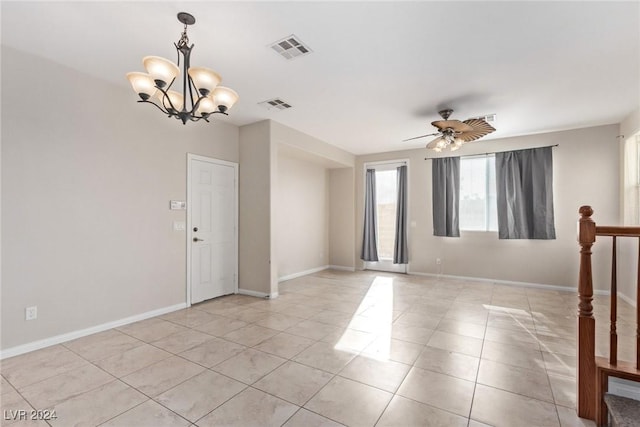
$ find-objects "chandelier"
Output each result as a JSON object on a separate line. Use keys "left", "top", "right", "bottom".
{"left": 126, "top": 12, "right": 238, "bottom": 125}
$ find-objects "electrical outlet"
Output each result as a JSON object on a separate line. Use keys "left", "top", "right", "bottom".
{"left": 436, "top": 258, "right": 442, "bottom": 265}
{"left": 25, "top": 306, "right": 37, "bottom": 321}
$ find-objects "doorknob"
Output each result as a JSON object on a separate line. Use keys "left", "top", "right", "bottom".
{"left": 193, "top": 227, "right": 198, "bottom": 232}
{"left": 193, "top": 237, "right": 205, "bottom": 242}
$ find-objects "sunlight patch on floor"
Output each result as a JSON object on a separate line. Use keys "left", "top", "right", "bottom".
{"left": 334, "top": 276, "right": 394, "bottom": 359}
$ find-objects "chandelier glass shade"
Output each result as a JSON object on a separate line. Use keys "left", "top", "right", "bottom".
{"left": 126, "top": 12, "right": 238, "bottom": 124}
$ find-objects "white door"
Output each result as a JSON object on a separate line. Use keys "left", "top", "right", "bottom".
{"left": 188, "top": 155, "right": 237, "bottom": 304}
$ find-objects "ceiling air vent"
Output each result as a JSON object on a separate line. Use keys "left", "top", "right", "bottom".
{"left": 269, "top": 34, "right": 312, "bottom": 60}
{"left": 258, "top": 98, "right": 292, "bottom": 111}
{"left": 472, "top": 113, "right": 497, "bottom": 123}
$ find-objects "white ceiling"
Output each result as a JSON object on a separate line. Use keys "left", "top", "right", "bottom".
{"left": 2, "top": 1, "right": 639, "bottom": 155}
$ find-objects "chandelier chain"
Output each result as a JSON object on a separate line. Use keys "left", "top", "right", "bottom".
{"left": 178, "top": 23, "right": 190, "bottom": 49}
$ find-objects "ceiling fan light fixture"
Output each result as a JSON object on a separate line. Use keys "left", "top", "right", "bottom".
{"left": 404, "top": 109, "right": 496, "bottom": 151}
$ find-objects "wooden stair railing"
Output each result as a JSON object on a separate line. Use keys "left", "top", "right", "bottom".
{"left": 576, "top": 206, "right": 640, "bottom": 425}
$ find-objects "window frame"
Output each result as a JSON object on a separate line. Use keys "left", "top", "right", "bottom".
{"left": 362, "top": 159, "right": 409, "bottom": 274}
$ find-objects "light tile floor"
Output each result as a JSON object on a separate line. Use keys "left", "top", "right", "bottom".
{"left": 2, "top": 269, "right": 635, "bottom": 426}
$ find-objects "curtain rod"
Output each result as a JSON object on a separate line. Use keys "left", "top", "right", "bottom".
{"left": 364, "top": 159, "right": 409, "bottom": 167}
{"left": 424, "top": 144, "right": 559, "bottom": 160}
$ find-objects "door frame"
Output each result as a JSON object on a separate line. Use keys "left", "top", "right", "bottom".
{"left": 362, "top": 159, "right": 410, "bottom": 274}
{"left": 186, "top": 153, "right": 239, "bottom": 307}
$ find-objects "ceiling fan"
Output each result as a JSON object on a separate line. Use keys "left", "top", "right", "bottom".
{"left": 404, "top": 109, "right": 496, "bottom": 152}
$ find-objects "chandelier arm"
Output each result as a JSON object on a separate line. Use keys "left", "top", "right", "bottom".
{"left": 189, "top": 77, "right": 205, "bottom": 112}
{"left": 188, "top": 115, "right": 204, "bottom": 122}
{"left": 181, "top": 65, "right": 189, "bottom": 114}
{"left": 137, "top": 99, "right": 170, "bottom": 115}
{"left": 176, "top": 42, "right": 194, "bottom": 114}
{"left": 190, "top": 93, "right": 207, "bottom": 114}
{"left": 155, "top": 85, "right": 180, "bottom": 114}
{"left": 187, "top": 76, "right": 197, "bottom": 112}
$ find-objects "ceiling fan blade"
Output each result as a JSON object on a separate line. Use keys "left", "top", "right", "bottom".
{"left": 458, "top": 119, "right": 497, "bottom": 142}
{"left": 426, "top": 136, "right": 444, "bottom": 149}
{"left": 402, "top": 132, "right": 439, "bottom": 142}
{"left": 431, "top": 120, "right": 474, "bottom": 133}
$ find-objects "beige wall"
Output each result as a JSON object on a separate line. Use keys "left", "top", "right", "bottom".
{"left": 270, "top": 121, "right": 355, "bottom": 282}
{"left": 620, "top": 107, "right": 640, "bottom": 142}
{"left": 355, "top": 125, "right": 620, "bottom": 291}
{"left": 1, "top": 47, "right": 239, "bottom": 350}
{"left": 271, "top": 121, "right": 355, "bottom": 168}
{"left": 238, "top": 121, "right": 274, "bottom": 296}
{"left": 329, "top": 168, "right": 356, "bottom": 269}
{"left": 276, "top": 152, "right": 329, "bottom": 278}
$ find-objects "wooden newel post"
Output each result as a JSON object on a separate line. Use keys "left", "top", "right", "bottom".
{"left": 577, "top": 205, "right": 596, "bottom": 420}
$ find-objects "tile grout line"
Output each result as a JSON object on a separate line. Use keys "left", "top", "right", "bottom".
{"left": 465, "top": 285, "right": 492, "bottom": 427}
{"left": 530, "top": 292, "right": 566, "bottom": 427}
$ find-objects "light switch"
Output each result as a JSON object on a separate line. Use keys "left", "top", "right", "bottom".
{"left": 173, "top": 221, "right": 186, "bottom": 231}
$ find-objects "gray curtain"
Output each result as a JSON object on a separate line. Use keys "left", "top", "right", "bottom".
{"left": 361, "top": 169, "right": 379, "bottom": 261}
{"left": 495, "top": 146, "right": 556, "bottom": 239}
{"left": 432, "top": 157, "right": 460, "bottom": 237}
{"left": 393, "top": 165, "right": 408, "bottom": 264}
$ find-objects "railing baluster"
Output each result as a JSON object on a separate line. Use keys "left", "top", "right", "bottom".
{"left": 610, "top": 236, "right": 617, "bottom": 365}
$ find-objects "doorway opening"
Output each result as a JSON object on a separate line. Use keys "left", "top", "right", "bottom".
{"left": 364, "top": 161, "right": 408, "bottom": 273}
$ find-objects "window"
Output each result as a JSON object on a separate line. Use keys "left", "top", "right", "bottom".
{"left": 624, "top": 134, "right": 640, "bottom": 225}
{"left": 459, "top": 155, "right": 497, "bottom": 231}
{"left": 636, "top": 135, "right": 640, "bottom": 224}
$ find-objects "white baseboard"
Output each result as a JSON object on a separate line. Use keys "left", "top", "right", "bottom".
{"left": 278, "top": 265, "right": 329, "bottom": 282}
{"left": 238, "top": 288, "right": 271, "bottom": 298}
{"left": 609, "top": 377, "right": 640, "bottom": 401}
{"left": 328, "top": 265, "right": 356, "bottom": 272}
{"left": 0, "top": 303, "right": 186, "bottom": 360}
{"left": 406, "top": 270, "right": 615, "bottom": 295}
